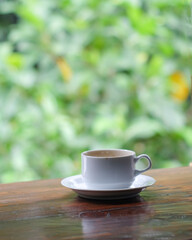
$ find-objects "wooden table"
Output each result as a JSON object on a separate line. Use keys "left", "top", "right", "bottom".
{"left": 0, "top": 167, "right": 191, "bottom": 240}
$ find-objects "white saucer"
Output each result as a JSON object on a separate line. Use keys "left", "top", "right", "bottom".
{"left": 61, "top": 174, "right": 156, "bottom": 200}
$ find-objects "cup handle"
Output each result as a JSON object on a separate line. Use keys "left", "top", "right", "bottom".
{"left": 134, "top": 154, "right": 152, "bottom": 176}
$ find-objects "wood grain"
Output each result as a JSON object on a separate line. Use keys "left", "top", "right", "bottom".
{"left": 0, "top": 167, "right": 191, "bottom": 240}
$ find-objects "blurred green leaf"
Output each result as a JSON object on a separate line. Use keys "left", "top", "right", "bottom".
{"left": 125, "top": 118, "right": 163, "bottom": 140}
{"left": 6, "top": 53, "right": 23, "bottom": 69}
{"left": 127, "top": 5, "right": 157, "bottom": 35}
{"left": 17, "top": 6, "right": 44, "bottom": 30}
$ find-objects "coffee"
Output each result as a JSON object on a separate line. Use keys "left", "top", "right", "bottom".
{"left": 84, "top": 150, "right": 132, "bottom": 158}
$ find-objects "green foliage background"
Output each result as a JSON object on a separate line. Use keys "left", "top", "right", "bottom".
{"left": 0, "top": 0, "right": 191, "bottom": 183}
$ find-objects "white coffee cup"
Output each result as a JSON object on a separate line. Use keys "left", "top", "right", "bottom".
{"left": 81, "top": 149, "right": 152, "bottom": 189}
